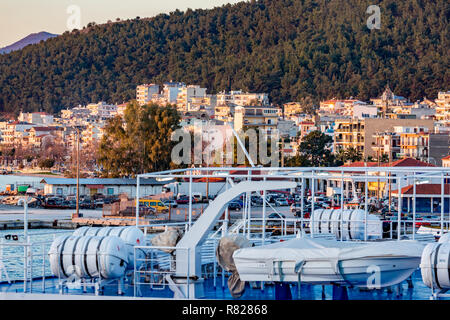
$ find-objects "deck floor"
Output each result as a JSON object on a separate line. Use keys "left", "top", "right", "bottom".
{"left": 0, "top": 270, "right": 446, "bottom": 300}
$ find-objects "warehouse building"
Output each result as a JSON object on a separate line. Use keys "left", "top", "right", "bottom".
{"left": 40, "top": 178, "right": 173, "bottom": 198}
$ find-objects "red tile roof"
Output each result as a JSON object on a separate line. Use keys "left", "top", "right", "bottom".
{"left": 380, "top": 158, "right": 435, "bottom": 167}
{"left": 392, "top": 184, "right": 450, "bottom": 195}
{"left": 32, "top": 126, "right": 58, "bottom": 131}
{"left": 340, "top": 161, "right": 378, "bottom": 168}
{"left": 442, "top": 155, "right": 450, "bottom": 161}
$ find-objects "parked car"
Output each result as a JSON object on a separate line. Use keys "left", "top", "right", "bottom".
{"left": 268, "top": 212, "right": 286, "bottom": 219}
{"left": 251, "top": 196, "right": 263, "bottom": 206}
{"left": 290, "top": 203, "right": 302, "bottom": 212}
{"left": 275, "top": 198, "right": 289, "bottom": 206}
{"left": 176, "top": 196, "right": 191, "bottom": 204}
{"left": 164, "top": 200, "right": 178, "bottom": 208}
{"left": 79, "top": 199, "right": 95, "bottom": 209}
{"left": 94, "top": 199, "right": 105, "bottom": 208}
{"left": 286, "top": 197, "right": 295, "bottom": 205}
{"left": 228, "top": 201, "right": 242, "bottom": 211}
{"left": 104, "top": 196, "right": 119, "bottom": 204}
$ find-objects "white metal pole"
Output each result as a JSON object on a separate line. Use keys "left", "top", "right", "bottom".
{"left": 262, "top": 177, "right": 267, "bottom": 245}
{"left": 136, "top": 176, "right": 140, "bottom": 227}
{"left": 311, "top": 171, "right": 315, "bottom": 237}
{"left": 412, "top": 172, "right": 416, "bottom": 240}
{"left": 301, "top": 177, "right": 304, "bottom": 235}
{"left": 364, "top": 171, "right": 368, "bottom": 241}
{"left": 441, "top": 173, "right": 444, "bottom": 237}
{"left": 224, "top": 179, "right": 229, "bottom": 235}
{"left": 247, "top": 169, "right": 251, "bottom": 238}
{"left": 23, "top": 197, "right": 28, "bottom": 239}
{"left": 397, "top": 175, "right": 401, "bottom": 240}
{"left": 22, "top": 197, "right": 28, "bottom": 293}
{"left": 189, "top": 174, "right": 193, "bottom": 230}
{"left": 340, "top": 171, "right": 344, "bottom": 241}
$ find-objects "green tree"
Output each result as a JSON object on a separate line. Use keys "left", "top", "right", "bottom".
{"left": 38, "top": 158, "right": 55, "bottom": 169}
{"left": 0, "top": 0, "right": 446, "bottom": 113}
{"left": 286, "top": 131, "right": 334, "bottom": 167}
{"left": 97, "top": 101, "right": 180, "bottom": 177}
{"left": 336, "top": 147, "right": 363, "bottom": 164}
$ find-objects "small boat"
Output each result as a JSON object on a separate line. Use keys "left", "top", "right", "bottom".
{"left": 233, "top": 237, "right": 425, "bottom": 288}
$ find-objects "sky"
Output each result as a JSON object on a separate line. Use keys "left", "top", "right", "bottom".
{"left": 0, "top": 0, "right": 243, "bottom": 48}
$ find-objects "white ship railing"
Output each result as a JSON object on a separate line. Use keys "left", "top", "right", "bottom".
{"left": 133, "top": 245, "right": 190, "bottom": 298}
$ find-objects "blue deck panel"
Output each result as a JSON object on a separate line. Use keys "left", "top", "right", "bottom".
{"left": 0, "top": 270, "right": 446, "bottom": 300}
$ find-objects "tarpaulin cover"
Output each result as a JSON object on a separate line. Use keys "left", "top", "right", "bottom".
{"left": 216, "top": 235, "right": 251, "bottom": 298}
{"left": 151, "top": 227, "right": 184, "bottom": 253}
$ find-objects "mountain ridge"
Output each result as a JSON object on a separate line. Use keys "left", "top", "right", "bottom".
{"left": 0, "top": 0, "right": 448, "bottom": 114}
{"left": 0, "top": 32, "right": 58, "bottom": 54}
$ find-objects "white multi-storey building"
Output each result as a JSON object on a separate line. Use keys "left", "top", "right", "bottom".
{"left": 18, "top": 112, "right": 54, "bottom": 125}
{"left": 136, "top": 84, "right": 160, "bottom": 105}
{"left": 217, "top": 90, "right": 269, "bottom": 106}
{"left": 176, "top": 85, "right": 208, "bottom": 111}
{"left": 86, "top": 102, "right": 118, "bottom": 119}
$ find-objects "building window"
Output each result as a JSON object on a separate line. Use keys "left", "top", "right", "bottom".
{"left": 107, "top": 188, "right": 114, "bottom": 195}
{"left": 56, "top": 188, "right": 63, "bottom": 195}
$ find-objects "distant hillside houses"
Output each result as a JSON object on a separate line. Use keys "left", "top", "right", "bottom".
{"left": 0, "top": 82, "right": 448, "bottom": 172}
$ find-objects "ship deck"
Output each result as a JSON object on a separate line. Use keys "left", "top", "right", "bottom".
{"left": 0, "top": 270, "right": 446, "bottom": 300}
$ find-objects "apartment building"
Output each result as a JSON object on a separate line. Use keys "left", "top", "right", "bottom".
{"left": 396, "top": 126, "right": 430, "bottom": 161}
{"left": 319, "top": 99, "right": 363, "bottom": 115}
{"left": 214, "top": 104, "right": 235, "bottom": 122}
{"left": 61, "top": 106, "right": 92, "bottom": 120}
{"left": 233, "top": 105, "right": 280, "bottom": 134}
{"left": 372, "top": 132, "right": 400, "bottom": 161}
{"left": 27, "top": 126, "right": 60, "bottom": 149}
{"left": 18, "top": 112, "right": 54, "bottom": 125}
{"left": 0, "top": 121, "right": 35, "bottom": 146}
{"left": 86, "top": 102, "right": 118, "bottom": 119}
{"left": 217, "top": 90, "right": 269, "bottom": 107}
{"left": 334, "top": 119, "right": 366, "bottom": 154}
{"left": 298, "top": 120, "right": 317, "bottom": 141}
{"left": 443, "top": 155, "right": 450, "bottom": 168}
{"left": 81, "top": 123, "right": 105, "bottom": 146}
{"left": 335, "top": 118, "right": 435, "bottom": 158}
{"left": 136, "top": 84, "right": 160, "bottom": 105}
{"left": 283, "top": 102, "right": 304, "bottom": 118}
{"left": 435, "top": 91, "right": 450, "bottom": 122}
{"left": 176, "top": 85, "right": 208, "bottom": 111}
{"left": 162, "top": 82, "right": 186, "bottom": 103}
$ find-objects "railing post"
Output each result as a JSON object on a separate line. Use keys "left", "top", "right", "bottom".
{"left": 412, "top": 172, "right": 416, "bottom": 240}
{"left": 262, "top": 176, "right": 267, "bottom": 245}
{"left": 301, "top": 176, "right": 304, "bottom": 235}
{"left": 311, "top": 170, "right": 315, "bottom": 237}
{"left": 187, "top": 247, "right": 190, "bottom": 300}
{"left": 441, "top": 172, "right": 445, "bottom": 237}
{"left": 136, "top": 175, "right": 140, "bottom": 227}
{"left": 133, "top": 246, "right": 137, "bottom": 298}
{"left": 340, "top": 170, "right": 344, "bottom": 241}
{"left": 42, "top": 244, "right": 46, "bottom": 293}
{"left": 364, "top": 171, "right": 368, "bottom": 241}
{"left": 189, "top": 175, "right": 193, "bottom": 230}
{"left": 397, "top": 175, "right": 402, "bottom": 240}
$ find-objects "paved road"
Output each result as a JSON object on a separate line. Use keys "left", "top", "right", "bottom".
{"left": 0, "top": 205, "right": 102, "bottom": 222}
{"left": 0, "top": 203, "right": 296, "bottom": 223}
